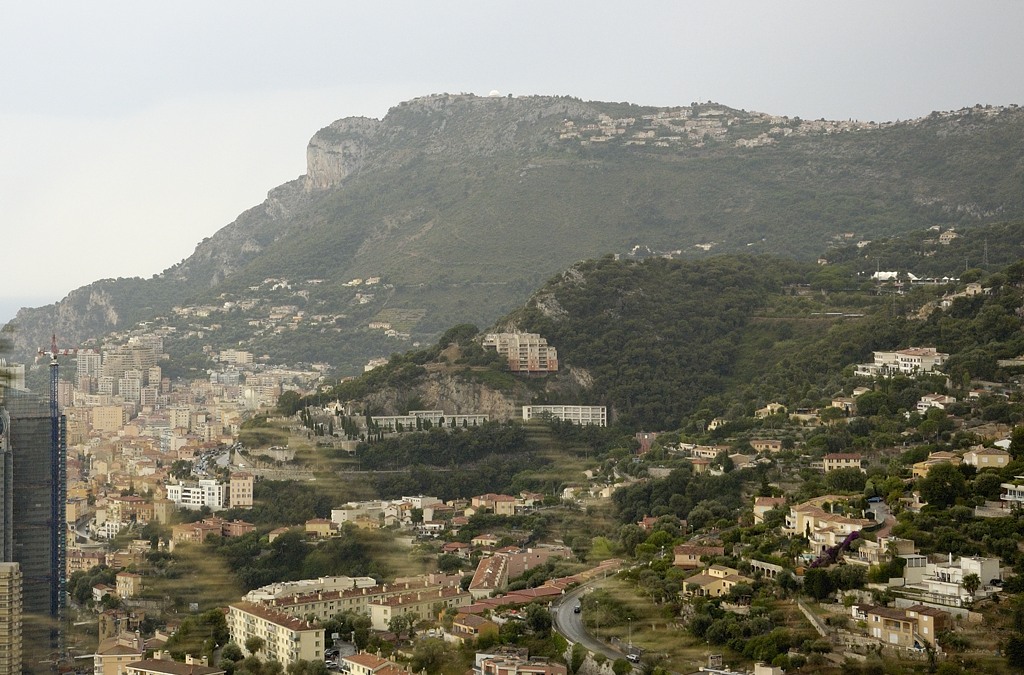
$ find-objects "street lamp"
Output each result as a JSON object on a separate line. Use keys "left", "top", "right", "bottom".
{"left": 627, "top": 617, "right": 632, "bottom": 648}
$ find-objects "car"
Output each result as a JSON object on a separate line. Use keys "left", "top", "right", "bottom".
{"left": 573, "top": 604, "right": 581, "bottom": 614}
{"left": 626, "top": 654, "right": 641, "bottom": 664}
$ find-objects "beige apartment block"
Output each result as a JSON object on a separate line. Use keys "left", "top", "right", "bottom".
{"left": 227, "top": 602, "right": 323, "bottom": 668}
{"left": 482, "top": 333, "right": 558, "bottom": 373}
{"left": 0, "top": 564, "right": 22, "bottom": 675}
{"left": 229, "top": 473, "right": 254, "bottom": 508}
{"left": 93, "top": 405, "right": 127, "bottom": 432}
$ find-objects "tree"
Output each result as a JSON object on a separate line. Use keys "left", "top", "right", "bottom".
{"left": 244, "top": 636, "right": 265, "bottom": 655}
{"left": 803, "top": 568, "right": 835, "bottom": 601}
{"left": 222, "top": 643, "right": 244, "bottom": 662}
{"left": 713, "top": 451, "right": 734, "bottom": 473}
{"left": 918, "top": 462, "right": 967, "bottom": 508}
{"left": 972, "top": 471, "right": 1004, "bottom": 500}
{"left": 278, "top": 391, "right": 303, "bottom": 416}
{"left": 569, "top": 643, "right": 587, "bottom": 674}
{"left": 1010, "top": 426, "right": 1024, "bottom": 460}
{"left": 962, "top": 572, "right": 980, "bottom": 598}
{"left": 525, "top": 603, "right": 552, "bottom": 637}
{"left": 1006, "top": 634, "right": 1024, "bottom": 670}
{"left": 410, "top": 638, "right": 452, "bottom": 674}
{"left": 825, "top": 467, "right": 867, "bottom": 493}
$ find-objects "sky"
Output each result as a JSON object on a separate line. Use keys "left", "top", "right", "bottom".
{"left": 2, "top": 1, "right": 1023, "bottom": 325}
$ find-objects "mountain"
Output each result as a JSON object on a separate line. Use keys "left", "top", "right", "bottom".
{"left": 7, "top": 94, "right": 1024, "bottom": 372}
{"left": 321, "top": 233, "right": 1024, "bottom": 431}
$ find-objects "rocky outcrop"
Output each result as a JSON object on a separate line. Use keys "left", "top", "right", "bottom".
{"left": 8, "top": 286, "right": 121, "bottom": 356}
{"left": 304, "top": 117, "right": 381, "bottom": 191}
{"left": 364, "top": 371, "right": 525, "bottom": 421}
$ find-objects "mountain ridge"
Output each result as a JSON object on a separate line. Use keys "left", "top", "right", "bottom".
{"left": 7, "top": 94, "right": 1024, "bottom": 370}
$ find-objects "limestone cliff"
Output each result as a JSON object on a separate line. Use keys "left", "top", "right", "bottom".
{"left": 304, "top": 117, "right": 381, "bottom": 191}
{"left": 364, "top": 371, "right": 524, "bottom": 421}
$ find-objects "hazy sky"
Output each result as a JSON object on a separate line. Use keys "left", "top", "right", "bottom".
{"left": 2, "top": 1, "right": 1023, "bottom": 324}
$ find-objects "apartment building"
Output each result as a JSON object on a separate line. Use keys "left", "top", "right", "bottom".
{"left": 123, "top": 654, "right": 223, "bottom": 675}
{"left": 115, "top": 572, "right": 142, "bottom": 599}
{"left": 468, "top": 546, "right": 570, "bottom": 598}
{"left": 227, "top": 602, "right": 323, "bottom": 667}
{"left": 107, "top": 496, "right": 153, "bottom": 525}
{"left": 244, "top": 577, "right": 459, "bottom": 623}
{"left": 521, "top": 405, "right": 606, "bottom": 427}
{"left": 482, "top": 333, "right": 558, "bottom": 373}
{"left": 476, "top": 653, "right": 567, "bottom": 675}
{"left": 0, "top": 564, "right": 22, "bottom": 675}
{"left": 370, "top": 410, "right": 488, "bottom": 433}
{"left": 165, "top": 479, "right": 227, "bottom": 511}
{"left": 367, "top": 586, "right": 472, "bottom": 630}
{"left": 229, "top": 473, "right": 254, "bottom": 508}
{"left": 93, "top": 638, "right": 145, "bottom": 675}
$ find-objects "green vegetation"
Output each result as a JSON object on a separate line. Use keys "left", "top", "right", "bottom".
{"left": 206, "top": 528, "right": 375, "bottom": 591}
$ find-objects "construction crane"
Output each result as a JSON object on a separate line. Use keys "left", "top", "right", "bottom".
{"left": 35, "top": 333, "right": 75, "bottom": 660}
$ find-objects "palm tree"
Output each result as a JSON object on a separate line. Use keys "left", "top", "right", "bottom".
{"left": 962, "top": 572, "right": 981, "bottom": 598}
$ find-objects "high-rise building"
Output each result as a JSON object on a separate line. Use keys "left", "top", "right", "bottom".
{"left": 0, "top": 408, "right": 11, "bottom": 562}
{"left": 75, "top": 350, "right": 102, "bottom": 381}
{"left": 1, "top": 389, "right": 66, "bottom": 671}
{"left": 0, "top": 562, "right": 23, "bottom": 675}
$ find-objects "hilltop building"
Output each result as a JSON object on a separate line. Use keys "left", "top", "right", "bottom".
{"left": 482, "top": 333, "right": 558, "bottom": 373}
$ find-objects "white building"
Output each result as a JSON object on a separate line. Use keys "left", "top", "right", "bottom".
{"left": 165, "top": 479, "right": 228, "bottom": 511}
{"left": 370, "top": 410, "right": 488, "bottom": 433}
{"left": 521, "top": 405, "right": 607, "bottom": 427}
{"left": 1001, "top": 476, "right": 1024, "bottom": 507}
{"left": 896, "top": 554, "right": 1002, "bottom": 607}
{"left": 855, "top": 348, "right": 949, "bottom": 378}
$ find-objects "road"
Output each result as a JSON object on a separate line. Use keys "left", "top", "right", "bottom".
{"left": 552, "top": 583, "right": 629, "bottom": 661}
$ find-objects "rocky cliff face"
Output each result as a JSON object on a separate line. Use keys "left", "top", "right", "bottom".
{"left": 9, "top": 286, "right": 121, "bottom": 355}
{"left": 304, "top": 117, "right": 381, "bottom": 191}
{"left": 365, "top": 371, "right": 524, "bottom": 421}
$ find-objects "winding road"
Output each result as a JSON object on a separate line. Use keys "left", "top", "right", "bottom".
{"left": 552, "top": 582, "right": 630, "bottom": 661}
